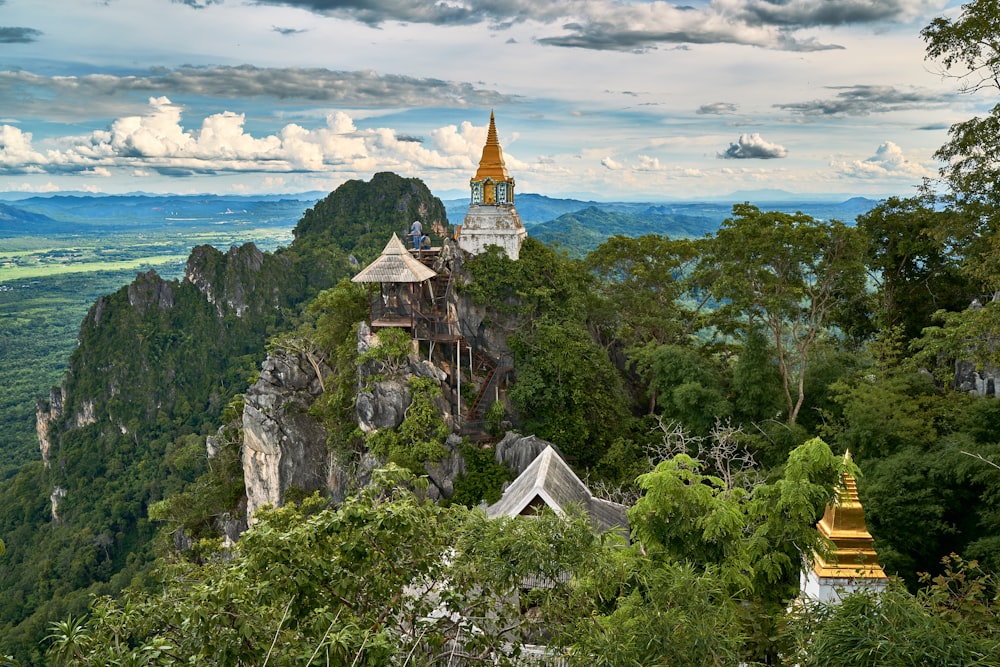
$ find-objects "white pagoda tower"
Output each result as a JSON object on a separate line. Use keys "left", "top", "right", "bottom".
{"left": 457, "top": 112, "right": 527, "bottom": 260}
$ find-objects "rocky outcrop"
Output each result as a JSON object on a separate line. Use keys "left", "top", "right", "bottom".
{"left": 186, "top": 242, "right": 285, "bottom": 318}
{"left": 445, "top": 245, "right": 515, "bottom": 365}
{"left": 36, "top": 387, "right": 63, "bottom": 468}
{"left": 494, "top": 432, "right": 553, "bottom": 475}
{"left": 355, "top": 323, "right": 454, "bottom": 434}
{"left": 50, "top": 486, "right": 66, "bottom": 523}
{"left": 127, "top": 270, "right": 175, "bottom": 311}
{"left": 955, "top": 360, "right": 1000, "bottom": 397}
{"left": 242, "top": 348, "right": 331, "bottom": 520}
{"left": 425, "top": 434, "right": 467, "bottom": 499}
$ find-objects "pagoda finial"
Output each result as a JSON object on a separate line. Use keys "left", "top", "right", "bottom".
{"left": 475, "top": 111, "right": 509, "bottom": 180}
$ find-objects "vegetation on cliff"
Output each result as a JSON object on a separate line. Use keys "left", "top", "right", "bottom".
{"left": 0, "top": 173, "right": 448, "bottom": 663}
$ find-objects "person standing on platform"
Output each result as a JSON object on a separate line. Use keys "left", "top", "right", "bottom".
{"left": 409, "top": 220, "right": 422, "bottom": 249}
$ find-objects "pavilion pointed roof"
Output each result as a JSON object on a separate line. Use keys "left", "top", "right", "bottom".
{"left": 473, "top": 111, "right": 510, "bottom": 181}
{"left": 812, "top": 451, "right": 887, "bottom": 579}
{"left": 351, "top": 233, "right": 438, "bottom": 284}
{"left": 486, "top": 445, "right": 628, "bottom": 535}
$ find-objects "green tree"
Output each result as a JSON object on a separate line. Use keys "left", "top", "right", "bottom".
{"left": 630, "top": 343, "right": 731, "bottom": 434}
{"left": 585, "top": 234, "right": 702, "bottom": 348}
{"left": 49, "top": 467, "right": 601, "bottom": 666}
{"left": 700, "top": 204, "right": 866, "bottom": 424}
{"left": 508, "top": 317, "right": 631, "bottom": 468}
{"left": 628, "top": 436, "right": 843, "bottom": 661}
{"left": 923, "top": 0, "right": 1000, "bottom": 214}
{"left": 784, "top": 556, "right": 1000, "bottom": 667}
{"left": 730, "top": 325, "right": 784, "bottom": 423}
{"left": 560, "top": 553, "right": 743, "bottom": 667}
{"left": 856, "top": 194, "right": 969, "bottom": 340}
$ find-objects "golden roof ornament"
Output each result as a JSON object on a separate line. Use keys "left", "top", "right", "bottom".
{"left": 474, "top": 111, "right": 511, "bottom": 181}
{"left": 811, "top": 451, "right": 887, "bottom": 579}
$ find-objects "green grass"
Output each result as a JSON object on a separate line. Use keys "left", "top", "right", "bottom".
{"left": 0, "top": 255, "right": 189, "bottom": 281}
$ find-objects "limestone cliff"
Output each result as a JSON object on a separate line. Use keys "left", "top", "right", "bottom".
{"left": 186, "top": 243, "right": 291, "bottom": 318}
{"left": 242, "top": 348, "right": 332, "bottom": 519}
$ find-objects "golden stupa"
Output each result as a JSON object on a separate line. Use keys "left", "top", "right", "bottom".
{"left": 811, "top": 452, "right": 887, "bottom": 579}
{"left": 474, "top": 111, "right": 511, "bottom": 182}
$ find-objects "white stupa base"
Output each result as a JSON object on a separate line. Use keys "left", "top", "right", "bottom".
{"left": 800, "top": 568, "right": 888, "bottom": 604}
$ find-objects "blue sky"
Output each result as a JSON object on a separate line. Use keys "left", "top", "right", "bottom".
{"left": 0, "top": 0, "right": 988, "bottom": 200}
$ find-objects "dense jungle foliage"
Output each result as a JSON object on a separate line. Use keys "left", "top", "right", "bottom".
{"left": 6, "top": 3, "right": 1000, "bottom": 661}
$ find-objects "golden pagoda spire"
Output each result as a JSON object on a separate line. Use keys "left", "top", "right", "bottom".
{"left": 474, "top": 111, "right": 510, "bottom": 181}
{"left": 812, "top": 451, "right": 887, "bottom": 579}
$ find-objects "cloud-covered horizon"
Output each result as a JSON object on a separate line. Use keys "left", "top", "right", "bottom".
{"left": 833, "top": 141, "right": 933, "bottom": 179}
{"left": 0, "top": 96, "right": 490, "bottom": 177}
{"left": 0, "top": 0, "right": 963, "bottom": 198}
{"left": 0, "top": 67, "right": 510, "bottom": 119}
{"left": 228, "top": 0, "right": 941, "bottom": 52}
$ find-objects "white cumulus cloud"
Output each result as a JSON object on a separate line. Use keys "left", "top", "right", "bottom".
{"left": 833, "top": 141, "right": 933, "bottom": 179}
{"left": 719, "top": 132, "right": 788, "bottom": 159}
{"left": 0, "top": 97, "right": 487, "bottom": 178}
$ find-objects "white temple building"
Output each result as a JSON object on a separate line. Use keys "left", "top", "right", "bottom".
{"left": 457, "top": 112, "right": 527, "bottom": 261}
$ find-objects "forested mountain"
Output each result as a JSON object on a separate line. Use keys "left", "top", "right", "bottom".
{"left": 0, "top": 204, "right": 65, "bottom": 236}
{"left": 0, "top": 173, "right": 448, "bottom": 663}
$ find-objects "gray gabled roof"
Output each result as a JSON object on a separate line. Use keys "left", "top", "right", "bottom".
{"left": 351, "top": 233, "right": 438, "bottom": 284}
{"left": 486, "top": 445, "right": 629, "bottom": 536}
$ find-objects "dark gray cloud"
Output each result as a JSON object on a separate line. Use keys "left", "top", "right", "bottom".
{"left": 536, "top": 25, "right": 840, "bottom": 53}
{"left": 0, "top": 27, "right": 42, "bottom": 43}
{"left": 171, "top": 0, "right": 222, "bottom": 7}
{"left": 253, "top": 0, "right": 910, "bottom": 52}
{"left": 255, "top": 0, "right": 482, "bottom": 26}
{"left": 918, "top": 122, "right": 951, "bottom": 130}
{"left": 739, "top": 0, "right": 931, "bottom": 27}
{"left": 698, "top": 102, "right": 738, "bottom": 115}
{"left": 775, "top": 85, "right": 950, "bottom": 115}
{"left": 272, "top": 26, "right": 308, "bottom": 35}
{"left": 0, "top": 66, "right": 511, "bottom": 119}
{"left": 719, "top": 133, "right": 788, "bottom": 159}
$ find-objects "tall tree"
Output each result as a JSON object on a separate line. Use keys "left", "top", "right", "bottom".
{"left": 700, "top": 204, "right": 865, "bottom": 425}
{"left": 585, "top": 234, "right": 702, "bottom": 348}
{"left": 627, "top": 435, "right": 844, "bottom": 662}
{"left": 856, "top": 194, "right": 969, "bottom": 340}
{"left": 47, "top": 467, "right": 601, "bottom": 666}
{"left": 923, "top": 0, "right": 1000, "bottom": 276}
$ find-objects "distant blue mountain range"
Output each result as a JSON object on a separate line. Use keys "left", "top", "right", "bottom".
{"left": 443, "top": 193, "right": 881, "bottom": 255}
{"left": 1, "top": 191, "right": 881, "bottom": 252}
{"left": 443, "top": 193, "right": 880, "bottom": 228}
{"left": 0, "top": 193, "right": 322, "bottom": 237}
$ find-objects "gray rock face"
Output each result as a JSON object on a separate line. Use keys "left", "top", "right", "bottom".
{"left": 127, "top": 270, "right": 175, "bottom": 311}
{"left": 424, "top": 435, "right": 467, "bottom": 500}
{"left": 327, "top": 452, "right": 379, "bottom": 506}
{"left": 356, "top": 378, "right": 410, "bottom": 434}
{"left": 494, "top": 432, "right": 553, "bottom": 475}
{"left": 955, "top": 360, "right": 1000, "bottom": 397}
{"left": 242, "top": 348, "right": 331, "bottom": 520}
{"left": 36, "top": 387, "right": 63, "bottom": 468}
{"left": 185, "top": 242, "right": 281, "bottom": 318}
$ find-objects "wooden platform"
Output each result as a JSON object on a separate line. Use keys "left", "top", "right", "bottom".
{"left": 370, "top": 316, "right": 413, "bottom": 328}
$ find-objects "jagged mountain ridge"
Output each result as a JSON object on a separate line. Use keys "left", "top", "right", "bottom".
{"left": 0, "top": 172, "right": 449, "bottom": 663}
